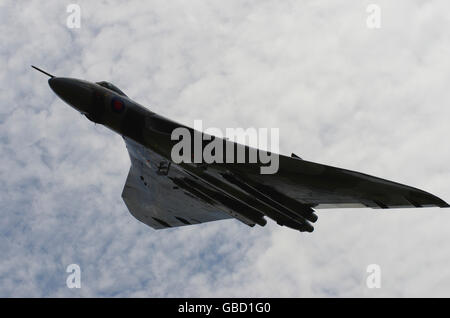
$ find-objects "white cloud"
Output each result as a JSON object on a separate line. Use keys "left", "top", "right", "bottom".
{"left": 1, "top": 0, "right": 450, "bottom": 297}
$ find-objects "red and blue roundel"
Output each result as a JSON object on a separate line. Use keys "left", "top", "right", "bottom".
{"left": 111, "top": 97, "right": 125, "bottom": 113}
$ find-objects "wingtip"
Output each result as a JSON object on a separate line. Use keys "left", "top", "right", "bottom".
{"left": 433, "top": 194, "right": 450, "bottom": 208}
{"left": 440, "top": 202, "right": 450, "bottom": 208}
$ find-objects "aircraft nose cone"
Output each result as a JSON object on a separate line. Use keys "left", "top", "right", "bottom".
{"left": 48, "top": 77, "right": 63, "bottom": 93}
{"left": 48, "top": 77, "right": 93, "bottom": 113}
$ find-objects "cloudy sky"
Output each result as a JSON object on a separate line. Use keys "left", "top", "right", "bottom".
{"left": 1, "top": 0, "right": 450, "bottom": 297}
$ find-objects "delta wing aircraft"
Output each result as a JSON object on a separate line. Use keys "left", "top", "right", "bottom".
{"left": 33, "top": 66, "right": 449, "bottom": 233}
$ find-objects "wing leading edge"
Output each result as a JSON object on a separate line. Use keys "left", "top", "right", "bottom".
{"left": 121, "top": 137, "right": 232, "bottom": 229}
{"left": 121, "top": 136, "right": 448, "bottom": 233}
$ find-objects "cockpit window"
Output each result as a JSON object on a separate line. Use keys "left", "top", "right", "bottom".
{"left": 96, "top": 81, "right": 127, "bottom": 97}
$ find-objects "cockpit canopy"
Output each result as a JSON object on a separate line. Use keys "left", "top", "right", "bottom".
{"left": 96, "top": 81, "right": 127, "bottom": 97}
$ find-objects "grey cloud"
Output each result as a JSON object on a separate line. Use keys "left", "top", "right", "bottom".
{"left": 1, "top": 0, "right": 450, "bottom": 297}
